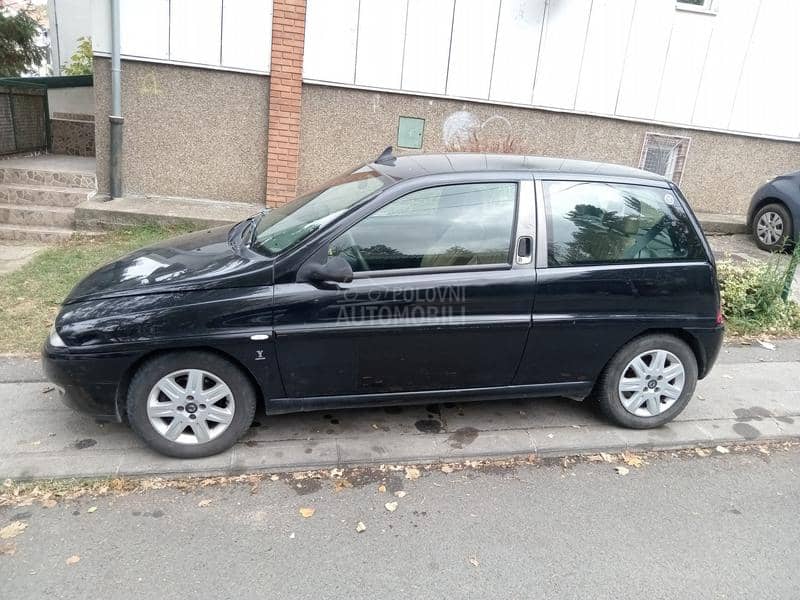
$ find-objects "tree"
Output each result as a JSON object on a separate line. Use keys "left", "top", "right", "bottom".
{"left": 62, "top": 37, "right": 92, "bottom": 75}
{"left": 0, "top": 6, "right": 45, "bottom": 77}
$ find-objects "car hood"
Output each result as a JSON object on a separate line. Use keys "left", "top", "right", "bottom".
{"left": 65, "top": 225, "right": 272, "bottom": 303}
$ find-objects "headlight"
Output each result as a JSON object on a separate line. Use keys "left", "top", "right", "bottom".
{"left": 48, "top": 326, "right": 66, "bottom": 348}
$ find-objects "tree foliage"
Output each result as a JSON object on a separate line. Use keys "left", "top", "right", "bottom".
{"left": 0, "top": 7, "right": 45, "bottom": 77}
{"left": 62, "top": 36, "right": 92, "bottom": 76}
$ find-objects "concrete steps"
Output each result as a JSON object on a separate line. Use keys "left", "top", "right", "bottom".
{"left": 0, "top": 203, "right": 75, "bottom": 229}
{"left": 0, "top": 158, "right": 95, "bottom": 243}
{"left": 0, "top": 183, "right": 92, "bottom": 208}
{"left": 0, "top": 166, "right": 95, "bottom": 189}
{"left": 0, "top": 222, "right": 76, "bottom": 243}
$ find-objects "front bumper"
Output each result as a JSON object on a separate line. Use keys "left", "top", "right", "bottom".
{"left": 42, "top": 345, "right": 130, "bottom": 422}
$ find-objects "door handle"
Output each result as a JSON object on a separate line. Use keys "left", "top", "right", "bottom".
{"left": 516, "top": 236, "right": 533, "bottom": 265}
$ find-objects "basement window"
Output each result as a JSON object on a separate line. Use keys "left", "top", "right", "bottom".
{"left": 638, "top": 133, "right": 691, "bottom": 185}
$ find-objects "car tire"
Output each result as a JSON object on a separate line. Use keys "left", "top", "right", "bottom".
{"left": 595, "top": 334, "right": 698, "bottom": 429}
{"left": 752, "top": 203, "right": 794, "bottom": 252}
{"left": 127, "top": 351, "right": 257, "bottom": 458}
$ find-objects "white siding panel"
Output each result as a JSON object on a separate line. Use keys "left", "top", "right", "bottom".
{"left": 532, "top": 0, "right": 593, "bottom": 109}
{"left": 446, "top": 0, "right": 501, "bottom": 99}
{"left": 729, "top": 0, "right": 800, "bottom": 138}
{"left": 489, "top": 0, "right": 547, "bottom": 104}
{"left": 655, "top": 12, "right": 713, "bottom": 124}
{"left": 355, "top": 0, "right": 408, "bottom": 89}
{"left": 615, "top": 0, "right": 674, "bottom": 119}
{"left": 119, "top": 0, "right": 169, "bottom": 59}
{"left": 221, "top": 0, "right": 272, "bottom": 72}
{"left": 574, "top": 0, "right": 635, "bottom": 115}
{"left": 402, "top": 0, "right": 455, "bottom": 94}
{"left": 170, "top": 0, "right": 222, "bottom": 65}
{"left": 303, "top": 0, "right": 359, "bottom": 83}
{"left": 692, "top": 0, "right": 760, "bottom": 130}
{"left": 91, "top": 0, "right": 111, "bottom": 54}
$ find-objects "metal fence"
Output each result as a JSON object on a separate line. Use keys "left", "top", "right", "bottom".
{"left": 0, "top": 82, "right": 49, "bottom": 156}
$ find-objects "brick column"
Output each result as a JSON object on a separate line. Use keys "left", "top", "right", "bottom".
{"left": 266, "top": 0, "right": 306, "bottom": 206}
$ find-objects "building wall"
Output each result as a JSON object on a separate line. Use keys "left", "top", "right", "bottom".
{"left": 299, "top": 84, "right": 800, "bottom": 215}
{"left": 47, "top": 87, "right": 94, "bottom": 117}
{"left": 94, "top": 58, "right": 269, "bottom": 203}
{"left": 301, "top": 0, "right": 800, "bottom": 142}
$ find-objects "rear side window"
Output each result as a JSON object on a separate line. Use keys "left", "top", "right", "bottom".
{"left": 543, "top": 181, "right": 705, "bottom": 267}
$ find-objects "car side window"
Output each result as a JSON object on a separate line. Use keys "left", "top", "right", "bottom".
{"left": 330, "top": 182, "right": 518, "bottom": 273}
{"left": 543, "top": 181, "right": 705, "bottom": 267}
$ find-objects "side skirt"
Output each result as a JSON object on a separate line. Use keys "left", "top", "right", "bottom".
{"left": 265, "top": 381, "right": 594, "bottom": 415}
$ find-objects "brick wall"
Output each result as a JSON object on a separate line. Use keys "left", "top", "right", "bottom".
{"left": 266, "top": 0, "right": 306, "bottom": 206}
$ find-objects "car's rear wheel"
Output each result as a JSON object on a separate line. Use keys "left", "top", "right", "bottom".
{"left": 753, "top": 203, "right": 793, "bottom": 252}
{"left": 127, "top": 351, "right": 257, "bottom": 458}
{"left": 595, "top": 334, "right": 698, "bottom": 429}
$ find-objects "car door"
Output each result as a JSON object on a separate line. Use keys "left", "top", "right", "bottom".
{"left": 514, "top": 176, "right": 716, "bottom": 387}
{"left": 272, "top": 177, "right": 537, "bottom": 399}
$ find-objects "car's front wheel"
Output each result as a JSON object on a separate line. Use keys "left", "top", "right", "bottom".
{"left": 127, "top": 351, "right": 257, "bottom": 458}
{"left": 595, "top": 334, "right": 698, "bottom": 429}
{"left": 753, "top": 202, "right": 793, "bottom": 252}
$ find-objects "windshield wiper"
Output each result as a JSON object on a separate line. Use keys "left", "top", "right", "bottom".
{"left": 244, "top": 208, "right": 270, "bottom": 247}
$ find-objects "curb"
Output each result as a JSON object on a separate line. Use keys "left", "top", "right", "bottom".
{"left": 3, "top": 417, "right": 798, "bottom": 481}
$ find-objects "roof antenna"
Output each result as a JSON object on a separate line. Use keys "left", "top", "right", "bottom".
{"left": 375, "top": 146, "right": 396, "bottom": 166}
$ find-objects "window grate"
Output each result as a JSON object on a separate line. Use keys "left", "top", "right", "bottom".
{"left": 638, "top": 133, "right": 691, "bottom": 185}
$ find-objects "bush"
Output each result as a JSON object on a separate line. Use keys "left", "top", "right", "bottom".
{"left": 717, "top": 250, "right": 800, "bottom": 335}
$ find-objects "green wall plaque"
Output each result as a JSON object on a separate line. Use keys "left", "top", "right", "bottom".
{"left": 397, "top": 116, "right": 425, "bottom": 149}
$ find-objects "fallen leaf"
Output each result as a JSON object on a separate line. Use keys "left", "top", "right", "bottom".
{"left": 385, "top": 501, "right": 398, "bottom": 512}
{"left": 378, "top": 484, "right": 386, "bottom": 493}
{"left": 87, "top": 506, "right": 97, "bottom": 513}
{"left": 715, "top": 446, "right": 730, "bottom": 454}
{"left": 614, "top": 466, "right": 630, "bottom": 476}
{"left": 441, "top": 465, "right": 454, "bottom": 474}
{"left": 333, "top": 480, "right": 353, "bottom": 492}
{"left": 197, "top": 499, "right": 213, "bottom": 508}
{"left": 621, "top": 451, "right": 645, "bottom": 468}
{"left": 695, "top": 448, "right": 711, "bottom": 458}
{"left": 404, "top": 467, "right": 421, "bottom": 480}
{"left": 469, "top": 557, "right": 480, "bottom": 567}
{"left": 600, "top": 452, "right": 615, "bottom": 463}
{"left": 0, "top": 542, "right": 16, "bottom": 556}
{"left": 394, "top": 490, "right": 407, "bottom": 498}
{"left": 0, "top": 521, "right": 27, "bottom": 540}
{"left": 65, "top": 555, "right": 80, "bottom": 565}
{"left": 299, "top": 507, "right": 315, "bottom": 518}
{"left": 355, "top": 521, "right": 366, "bottom": 533}
{"left": 41, "top": 499, "right": 57, "bottom": 509}
{"left": 757, "top": 340, "right": 776, "bottom": 351}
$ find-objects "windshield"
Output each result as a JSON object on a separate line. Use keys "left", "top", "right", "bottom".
{"left": 251, "top": 165, "right": 391, "bottom": 256}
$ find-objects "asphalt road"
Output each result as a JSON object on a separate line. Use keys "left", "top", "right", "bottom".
{"left": 1, "top": 446, "right": 798, "bottom": 599}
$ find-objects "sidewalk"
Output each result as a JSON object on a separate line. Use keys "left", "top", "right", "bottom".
{"left": 2, "top": 340, "right": 799, "bottom": 481}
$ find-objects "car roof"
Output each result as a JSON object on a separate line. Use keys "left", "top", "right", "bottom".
{"left": 370, "top": 152, "right": 667, "bottom": 183}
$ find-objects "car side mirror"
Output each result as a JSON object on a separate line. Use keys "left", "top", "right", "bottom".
{"left": 297, "top": 255, "right": 354, "bottom": 288}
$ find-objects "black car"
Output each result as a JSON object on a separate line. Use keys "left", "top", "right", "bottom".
{"left": 748, "top": 171, "right": 800, "bottom": 252}
{"left": 43, "top": 151, "right": 724, "bottom": 458}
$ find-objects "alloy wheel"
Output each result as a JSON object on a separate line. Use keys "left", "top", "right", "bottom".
{"left": 146, "top": 369, "right": 236, "bottom": 445}
{"left": 617, "top": 349, "right": 685, "bottom": 417}
{"left": 756, "top": 211, "right": 785, "bottom": 246}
